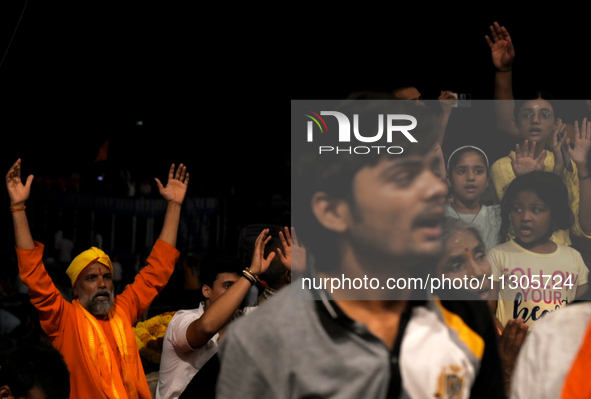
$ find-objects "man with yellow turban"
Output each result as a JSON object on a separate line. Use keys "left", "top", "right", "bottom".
{"left": 6, "top": 158, "right": 189, "bottom": 399}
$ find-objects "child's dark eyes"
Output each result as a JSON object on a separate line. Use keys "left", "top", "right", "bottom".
{"left": 454, "top": 168, "right": 485, "bottom": 175}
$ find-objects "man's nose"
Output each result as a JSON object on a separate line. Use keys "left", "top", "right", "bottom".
{"left": 425, "top": 169, "right": 448, "bottom": 203}
{"left": 97, "top": 276, "right": 107, "bottom": 288}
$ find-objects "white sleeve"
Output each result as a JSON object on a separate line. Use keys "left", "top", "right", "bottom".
{"left": 510, "top": 328, "right": 547, "bottom": 399}
{"left": 166, "top": 311, "right": 198, "bottom": 353}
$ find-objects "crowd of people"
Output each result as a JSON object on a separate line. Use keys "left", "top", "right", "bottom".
{"left": 3, "top": 21, "right": 591, "bottom": 399}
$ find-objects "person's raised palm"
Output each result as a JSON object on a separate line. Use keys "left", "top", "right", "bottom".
{"left": 510, "top": 140, "right": 546, "bottom": 176}
{"left": 155, "top": 163, "right": 189, "bottom": 205}
{"left": 276, "top": 226, "right": 307, "bottom": 273}
{"left": 569, "top": 119, "right": 591, "bottom": 167}
{"left": 485, "top": 22, "right": 515, "bottom": 71}
{"left": 5, "top": 159, "right": 34, "bottom": 206}
{"left": 249, "top": 229, "right": 275, "bottom": 276}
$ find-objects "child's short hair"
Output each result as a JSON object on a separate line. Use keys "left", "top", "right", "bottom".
{"left": 499, "top": 171, "right": 573, "bottom": 242}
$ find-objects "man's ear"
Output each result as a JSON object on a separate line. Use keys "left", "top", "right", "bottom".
{"left": 311, "top": 191, "right": 352, "bottom": 233}
{"left": 73, "top": 283, "right": 79, "bottom": 299}
{"left": 202, "top": 284, "right": 211, "bottom": 299}
{"left": 0, "top": 385, "right": 14, "bottom": 399}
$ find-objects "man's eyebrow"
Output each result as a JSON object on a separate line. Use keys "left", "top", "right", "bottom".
{"left": 381, "top": 158, "right": 424, "bottom": 173}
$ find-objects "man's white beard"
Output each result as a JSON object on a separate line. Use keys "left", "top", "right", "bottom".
{"left": 78, "top": 288, "right": 114, "bottom": 316}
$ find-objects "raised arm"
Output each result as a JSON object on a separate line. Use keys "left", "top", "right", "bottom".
{"left": 485, "top": 21, "right": 520, "bottom": 138}
{"left": 185, "top": 229, "right": 275, "bottom": 348}
{"left": 7, "top": 159, "right": 68, "bottom": 338}
{"left": 276, "top": 226, "right": 307, "bottom": 275}
{"left": 6, "top": 159, "right": 35, "bottom": 249}
{"left": 569, "top": 119, "right": 591, "bottom": 234}
{"left": 154, "top": 163, "right": 189, "bottom": 247}
{"left": 437, "top": 91, "right": 456, "bottom": 146}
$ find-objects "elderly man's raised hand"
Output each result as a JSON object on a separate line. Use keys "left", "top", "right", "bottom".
{"left": 6, "top": 159, "right": 34, "bottom": 206}
{"left": 155, "top": 163, "right": 189, "bottom": 205}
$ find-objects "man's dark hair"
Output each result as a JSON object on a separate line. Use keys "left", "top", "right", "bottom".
{"left": 0, "top": 343, "right": 70, "bottom": 399}
{"left": 293, "top": 96, "right": 439, "bottom": 269}
{"left": 199, "top": 252, "right": 245, "bottom": 289}
{"left": 500, "top": 171, "right": 573, "bottom": 242}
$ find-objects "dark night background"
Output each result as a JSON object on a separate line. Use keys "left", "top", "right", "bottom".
{"left": 0, "top": 3, "right": 589, "bottom": 247}
{"left": 1, "top": 4, "right": 589, "bottom": 187}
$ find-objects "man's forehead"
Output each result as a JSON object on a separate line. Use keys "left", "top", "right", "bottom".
{"left": 374, "top": 152, "right": 437, "bottom": 170}
{"left": 80, "top": 262, "right": 111, "bottom": 276}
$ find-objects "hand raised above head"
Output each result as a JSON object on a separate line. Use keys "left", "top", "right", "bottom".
{"left": 276, "top": 226, "right": 307, "bottom": 273}
{"left": 550, "top": 118, "right": 568, "bottom": 173}
{"left": 438, "top": 91, "right": 457, "bottom": 113}
{"left": 509, "top": 140, "right": 546, "bottom": 176}
{"left": 155, "top": 163, "right": 189, "bottom": 205}
{"left": 6, "top": 158, "right": 34, "bottom": 206}
{"left": 569, "top": 118, "right": 591, "bottom": 167}
{"left": 249, "top": 229, "right": 276, "bottom": 276}
{"left": 485, "top": 21, "right": 515, "bottom": 72}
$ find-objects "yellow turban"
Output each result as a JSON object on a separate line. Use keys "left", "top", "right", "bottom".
{"left": 66, "top": 247, "right": 113, "bottom": 287}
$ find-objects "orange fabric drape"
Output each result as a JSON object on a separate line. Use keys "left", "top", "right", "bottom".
{"left": 561, "top": 317, "right": 591, "bottom": 398}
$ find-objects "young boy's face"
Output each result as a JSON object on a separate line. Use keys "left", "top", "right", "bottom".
{"left": 516, "top": 98, "right": 555, "bottom": 147}
{"left": 203, "top": 272, "right": 241, "bottom": 306}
